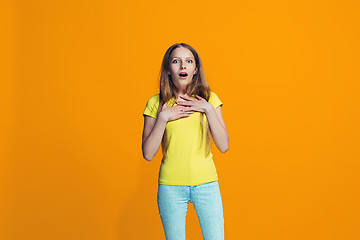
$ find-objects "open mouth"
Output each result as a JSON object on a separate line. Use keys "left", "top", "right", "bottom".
{"left": 179, "top": 72, "right": 188, "bottom": 78}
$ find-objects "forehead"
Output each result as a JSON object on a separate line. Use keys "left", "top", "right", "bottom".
{"left": 170, "top": 47, "right": 195, "bottom": 59}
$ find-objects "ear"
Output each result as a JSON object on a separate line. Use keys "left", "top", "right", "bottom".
{"left": 194, "top": 67, "right": 198, "bottom": 74}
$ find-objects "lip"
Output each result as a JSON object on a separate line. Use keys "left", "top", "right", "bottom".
{"left": 179, "top": 72, "right": 188, "bottom": 78}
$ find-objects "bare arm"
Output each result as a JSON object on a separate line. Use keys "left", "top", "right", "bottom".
{"left": 142, "top": 116, "right": 167, "bottom": 161}
{"left": 204, "top": 105, "right": 229, "bottom": 153}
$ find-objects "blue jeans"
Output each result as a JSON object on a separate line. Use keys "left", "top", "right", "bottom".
{"left": 157, "top": 180, "right": 224, "bottom": 240}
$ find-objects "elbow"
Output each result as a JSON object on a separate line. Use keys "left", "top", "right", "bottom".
{"left": 220, "top": 145, "right": 229, "bottom": 153}
{"left": 219, "top": 140, "right": 229, "bottom": 153}
{"left": 142, "top": 151, "right": 154, "bottom": 162}
{"left": 142, "top": 144, "right": 154, "bottom": 161}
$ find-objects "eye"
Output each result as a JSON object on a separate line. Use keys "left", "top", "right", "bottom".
{"left": 172, "top": 59, "right": 179, "bottom": 63}
{"left": 187, "top": 59, "right": 193, "bottom": 63}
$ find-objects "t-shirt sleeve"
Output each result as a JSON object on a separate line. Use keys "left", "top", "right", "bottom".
{"left": 143, "top": 94, "right": 160, "bottom": 119}
{"left": 208, "top": 91, "right": 223, "bottom": 109}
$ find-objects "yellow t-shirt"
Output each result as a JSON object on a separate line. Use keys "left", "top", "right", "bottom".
{"left": 143, "top": 91, "right": 223, "bottom": 186}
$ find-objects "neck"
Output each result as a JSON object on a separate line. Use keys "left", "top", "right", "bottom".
{"left": 174, "top": 83, "right": 188, "bottom": 99}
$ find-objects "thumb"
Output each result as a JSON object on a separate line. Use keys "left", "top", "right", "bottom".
{"left": 162, "top": 101, "right": 168, "bottom": 109}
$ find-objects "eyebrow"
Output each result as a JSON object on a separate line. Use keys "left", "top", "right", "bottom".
{"left": 171, "top": 57, "right": 194, "bottom": 59}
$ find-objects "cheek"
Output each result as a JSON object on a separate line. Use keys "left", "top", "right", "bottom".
{"left": 171, "top": 64, "right": 179, "bottom": 71}
{"left": 169, "top": 66, "right": 176, "bottom": 74}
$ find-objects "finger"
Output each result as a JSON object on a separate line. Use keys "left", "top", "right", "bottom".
{"left": 188, "top": 107, "right": 198, "bottom": 112}
{"left": 181, "top": 108, "right": 195, "bottom": 112}
{"left": 195, "top": 94, "right": 204, "bottom": 100}
{"left": 176, "top": 101, "right": 193, "bottom": 106}
{"left": 162, "top": 101, "right": 168, "bottom": 108}
{"left": 187, "top": 110, "right": 195, "bottom": 114}
{"left": 185, "top": 109, "right": 198, "bottom": 114}
{"left": 179, "top": 94, "right": 193, "bottom": 101}
{"left": 179, "top": 108, "right": 193, "bottom": 112}
{"left": 179, "top": 105, "right": 195, "bottom": 111}
{"left": 179, "top": 108, "right": 194, "bottom": 113}
{"left": 179, "top": 112, "right": 193, "bottom": 118}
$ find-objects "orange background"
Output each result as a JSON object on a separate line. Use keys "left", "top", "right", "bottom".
{"left": 1, "top": 0, "right": 360, "bottom": 239}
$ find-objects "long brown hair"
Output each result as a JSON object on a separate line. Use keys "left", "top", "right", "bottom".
{"left": 157, "top": 43, "right": 212, "bottom": 158}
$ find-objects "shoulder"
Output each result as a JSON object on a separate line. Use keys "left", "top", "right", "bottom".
{"left": 146, "top": 93, "right": 160, "bottom": 106}
{"left": 209, "top": 91, "right": 220, "bottom": 99}
{"left": 143, "top": 93, "right": 160, "bottom": 119}
{"left": 148, "top": 93, "right": 160, "bottom": 102}
{"left": 208, "top": 91, "right": 223, "bottom": 109}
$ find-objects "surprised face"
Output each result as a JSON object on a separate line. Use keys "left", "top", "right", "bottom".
{"left": 168, "top": 47, "right": 198, "bottom": 89}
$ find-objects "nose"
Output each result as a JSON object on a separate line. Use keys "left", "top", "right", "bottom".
{"left": 181, "top": 62, "right": 186, "bottom": 69}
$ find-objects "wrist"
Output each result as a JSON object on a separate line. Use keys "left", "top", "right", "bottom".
{"left": 158, "top": 112, "right": 169, "bottom": 123}
{"left": 204, "top": 104, "right": 215, "bottom": 115}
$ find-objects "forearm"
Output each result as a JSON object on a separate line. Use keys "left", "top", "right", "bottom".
{"left": 142, "top": 117, "right": 167, "bottom": 161}
{"left": 205, "top": 107, "right": 229, "bottom": 153}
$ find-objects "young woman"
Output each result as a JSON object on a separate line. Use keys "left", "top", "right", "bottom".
{"left": 142, "top": 43, "right": 229, "bottom": 240}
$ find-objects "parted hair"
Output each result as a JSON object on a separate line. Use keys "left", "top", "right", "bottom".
{"left": 156, "top": 43, "right": 212, "bottom": 158}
